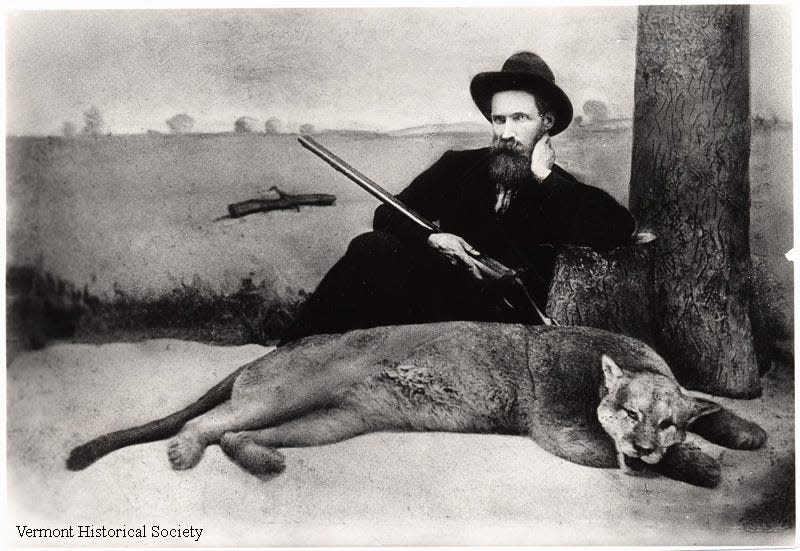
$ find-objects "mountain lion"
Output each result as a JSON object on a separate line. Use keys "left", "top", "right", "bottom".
{"left": 67, "top": 323, "right": 766, "bottom": 487}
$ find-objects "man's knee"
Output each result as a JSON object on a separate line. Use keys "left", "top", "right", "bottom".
{"left": 346, "top": 231, "right": 407, "bottom": 259}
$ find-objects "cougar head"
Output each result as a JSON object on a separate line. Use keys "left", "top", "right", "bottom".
{"left": 596, "top": 354, "right": 720, "bottom": 470}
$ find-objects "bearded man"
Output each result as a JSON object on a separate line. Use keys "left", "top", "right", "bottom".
{"left": 280, "top": 51, "right": 634, "bottom": 344}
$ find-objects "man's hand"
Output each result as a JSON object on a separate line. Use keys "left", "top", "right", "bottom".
{"left": 530, "top": 134, "right": 555, "bottom": 182}
{"left": 427, "top": 233, "right": 496, "bottom": 280}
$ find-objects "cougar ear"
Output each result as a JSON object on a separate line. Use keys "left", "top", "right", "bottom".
{"left": 601, "top": 354, "right": 625, "bottom": 389}
{"left": 687, "top": 396, "right": 722, "bottom": 424}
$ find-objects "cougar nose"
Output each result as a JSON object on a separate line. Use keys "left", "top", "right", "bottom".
{"left": 634, "top": 443, "right": 655, "bottom": 455}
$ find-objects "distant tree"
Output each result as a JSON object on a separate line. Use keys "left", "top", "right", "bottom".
{"left": 582, "top": 100, "right": 610, "bottom": 123}
{"left": 265, "top": 117, "right": 281, "bottom": 134}
{"left": 572, "top": 115, "right": 583, "bottom": 126}
{"left": 234, "top": 116, "right": 260, "bottom": 133}
{"left": 61, "top": 121, "right": 77, "bottom": 137}
{"left": 299, "top": 123, "right": 315, "bottom": 135}
{"left": 82, "top": 105, "right": 104, "bottom": 136}
{"left": 166, "top": 113, "right": 195, "bottom": 134}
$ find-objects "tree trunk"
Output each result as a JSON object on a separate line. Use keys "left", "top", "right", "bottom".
{"left": 629, "top": 5, "right": 760, "bottom": 397}
{"left": 547, "top": 235, "right": 656, "bottom": 346}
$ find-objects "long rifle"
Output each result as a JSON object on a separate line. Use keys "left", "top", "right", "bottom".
{"left": 298, "top": 135, "right": 556, "bottom": 326}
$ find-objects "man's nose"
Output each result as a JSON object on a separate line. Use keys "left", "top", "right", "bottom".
{"left": 500, "top": 122, "right": 516, "bottom": 139}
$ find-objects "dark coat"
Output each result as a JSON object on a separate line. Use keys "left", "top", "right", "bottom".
{"left": 280, "top": 147, "right": 635, "bottom": 344}
{"left": 374, "top": 147, "right": 635, "bottom": 302}
{"left": 376, "top": 147, "right": 634, "bottom": 259}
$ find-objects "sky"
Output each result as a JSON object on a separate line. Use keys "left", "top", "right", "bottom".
{"left": 5, "top": 5, "right": 793, "bottom": 135}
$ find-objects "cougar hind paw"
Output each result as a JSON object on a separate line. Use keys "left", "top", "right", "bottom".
{"left": 220, "top": 432, "right": 286, "bottom": 476}
{"left": 167, "top": 432, "right": 205, "bottom": 470}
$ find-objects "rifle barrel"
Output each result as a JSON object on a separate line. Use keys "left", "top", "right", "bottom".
{"left": 298, "top": 135, "right": 438, "bottom": 232}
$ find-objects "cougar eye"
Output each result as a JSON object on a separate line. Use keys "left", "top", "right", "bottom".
{"left": 658, "top": 419, "right": 674, "bottom": 430}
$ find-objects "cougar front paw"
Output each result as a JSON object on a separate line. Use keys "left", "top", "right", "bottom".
{"left": 618, "top": 453, "right": 647, "bottom": 475}
{"left": 731, "top": 423, "right": 767, "bottom": 450}
{"left": 654, "top": 443, "right": 721, "bottom": 488}
{"left": 690, "top": 410, "right": 768, "bottom": 450}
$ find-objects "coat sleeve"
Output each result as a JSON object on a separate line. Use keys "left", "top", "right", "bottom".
{"left": 372, "top": 151, "right": 454, "bottom": 242}
{"left": 539, "top": 168, "right": 636, "bottom": 251}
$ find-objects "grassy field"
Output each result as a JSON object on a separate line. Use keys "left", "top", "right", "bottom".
{"left": 6, "top": 125, "right": 792, "bottom": 345}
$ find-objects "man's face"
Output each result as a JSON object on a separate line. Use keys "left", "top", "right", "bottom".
{"left": 490, "top": 90, "right": 553, "bottom": 156}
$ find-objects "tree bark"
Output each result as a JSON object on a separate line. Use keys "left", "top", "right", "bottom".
{"left": 629, "top": 6, "right": 760, "bottom": 397}
{"left": 547, "top": 235, "right": 656, "bottom": 346}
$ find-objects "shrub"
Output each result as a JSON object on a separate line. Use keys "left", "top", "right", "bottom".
{"left": 235, "top": 117, "right": 260, "bottom": 133}
{"left": 265, "top": 117, "right": 281, "bottom": 134}
{"left": 166, "top": 113, "right": 195, "bottom": 134}
{"left": 83, "top": 106, "right": 104, "bottom": 136}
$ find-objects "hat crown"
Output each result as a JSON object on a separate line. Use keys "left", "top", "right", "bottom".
{"left": 501, "top": 52, "right": 555, "bottom": 83}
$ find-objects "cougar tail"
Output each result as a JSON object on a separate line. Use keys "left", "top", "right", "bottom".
{"left": 66, "top": 362, "right": 249, "bottom": 471}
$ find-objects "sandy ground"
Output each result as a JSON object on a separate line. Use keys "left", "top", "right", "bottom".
{"left": 6, "top": 338, "right": 795, "bottom": 547}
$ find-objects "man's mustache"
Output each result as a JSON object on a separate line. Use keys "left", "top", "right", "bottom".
{"left": 492, "top": 137, "right": 528, "bottom": 155}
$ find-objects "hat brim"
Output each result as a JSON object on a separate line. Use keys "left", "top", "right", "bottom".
{"left": 470, "top": 72, "right": 573, "bottom": 136}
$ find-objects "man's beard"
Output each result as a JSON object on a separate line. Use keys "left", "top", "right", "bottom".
{"left": 489, "top": 136, "right": 533, "bottom": 213}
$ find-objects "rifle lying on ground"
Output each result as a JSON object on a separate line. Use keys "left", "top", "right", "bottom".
{"left": 225, "top": 185, "right": 336, "bottom": 219}
{"left": 297, "top": 135, "right": 557, "bottom": 326}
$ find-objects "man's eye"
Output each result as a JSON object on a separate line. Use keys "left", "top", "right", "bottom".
{"left": 491, "top": 117, "right": 505, "bottom": 125}
{"left": 511, "top": 114, "right": 529, "bottom": 122}
{"left": 624, "top": 408, "right": 638, "bottom": 420}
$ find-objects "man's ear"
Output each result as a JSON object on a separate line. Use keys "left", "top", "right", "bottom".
{"left": 543, "top": 113, "right": 555, "bottom": 131}
{"left": 687, "top": 396, "right": 722, "bottom": 424}
{"left": 601, "top": 354, "right": 625, "bottom": 389}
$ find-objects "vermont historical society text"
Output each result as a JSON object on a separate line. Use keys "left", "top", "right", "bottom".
{"left": 16, "top": 524, "right": 203, "bottom": 542}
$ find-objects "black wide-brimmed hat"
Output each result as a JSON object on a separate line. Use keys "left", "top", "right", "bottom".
{"left": 470, "top": 51, "right": 573, "bottom": 136}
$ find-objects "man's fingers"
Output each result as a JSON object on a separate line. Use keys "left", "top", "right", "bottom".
{"left": 450, "top": 235, "right": 479, "bottom": 257}
{"left": 446, "top": 249, "right": 484, "bottom": 280}
{"left": 463, "top": 258, "right": 484, "bottom": 280}
{"left": 428, "top": 234, "right": 485, "bottom": 279}
{"left": 469, "top": 265, "right": 484, "bottom": 280}
{"left": 474, "top": 258, "right": 506, "bottom": 281}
